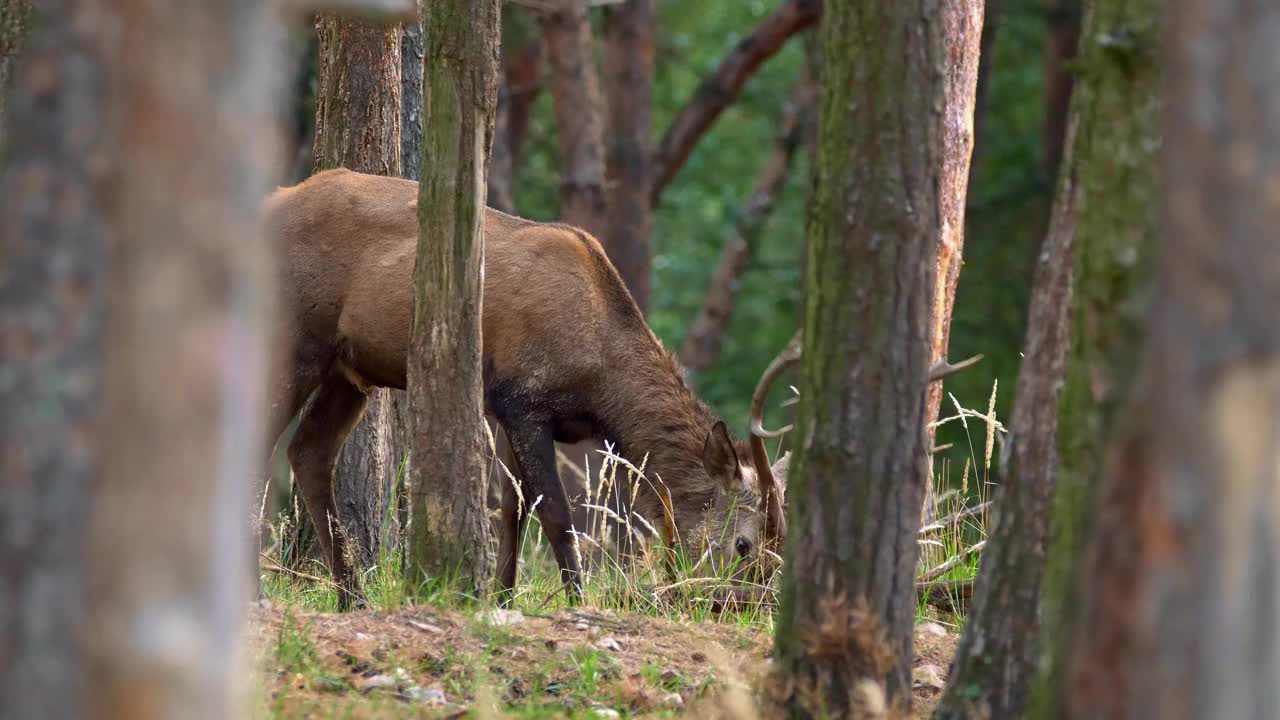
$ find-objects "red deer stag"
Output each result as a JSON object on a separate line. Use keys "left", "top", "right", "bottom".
{"left": 261, "top": 169, "right": 788, "bottom": 608}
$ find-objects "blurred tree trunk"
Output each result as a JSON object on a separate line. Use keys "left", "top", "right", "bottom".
{"left": 0, "top": 2, "right": 107, "bottom": 714}
{"left": 0, "top": 0, "right": 31, "bottom": 156}
{"left": 602, "top": 0, "right": 654, "bottom": 311}
{"left": 406, "top": 0, "right": 498, "bottom": 594}
{"left": 312, "top": 15, "right": 402, "bottom": 572}
{"left": 681, "top": 68, "right": 814, "bottom": 375}
{"left": 773, "top": 1, "right": 945, "bottom": 714}
{"left": 1024, "top": 0, "right": 1159, "bottom": 715}
{"left": 84, "top": 0, "right": 282, "bottom": 716}
{"left": 934, "top": 55, "right": 1082, "bottom": 720}
{"left": 540, "top": 2, "right": 607, "bottom": 241}
{"left": 924, "top": 1, "right": 984, "bottom": 448}
{"left": 1053, "top": 1, "right": 1280, "bottom": 717}
{"left": 967, "top": 0, "right": 1001, "bottom": 189}
{"left": 650, "top": 0, "right": 819, "bottom": 208}
{"left": 1043, "top": 0, "right": 1081, "bottom": 184}
{"left": 504, "top": 38, "right": 544, "bottom": 178}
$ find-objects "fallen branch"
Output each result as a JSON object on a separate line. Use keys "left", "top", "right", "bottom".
{"left": 258, "top": 555, "right": 340, "bottom": 588}
{"left": 917, "top": 578, "right": 975, "bottom": 612}
{"left": 918, "top": 501, "right": 993, "bottom": 535}
{"left": 919, "top": 540, "right": 987, "bottom": 583}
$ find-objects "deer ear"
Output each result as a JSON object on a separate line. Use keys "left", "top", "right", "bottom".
{"left": 702, "top": 421, "right": 740, "bottom": 490}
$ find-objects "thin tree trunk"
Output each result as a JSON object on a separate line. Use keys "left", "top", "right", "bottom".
{"left": 406, "top": 0, "right": 498, "bottom": 594}
{"left": 0, "top": 2, "right": 106, "bottom": 714}
{"left": 602, "top": 0, "right": 655, "bottom": 311}
{"left": 505, "top": 38, "right": 544, "bottom": 176}
{"left": 681, "top": 69, "right": 814, "bottom": 375}
{"left": 84, "top": 0, "right": 282, "bottom": 716}
{"left": 967, "top": 0, "right": 1000, "bottom": 190}
{"left": 488, "top": 68, "right": 516, "bottom": 213}
{"left": 1024, "top": 0, "right": 1160, "bottom": 715}
{"left": 649, "top": 0, "right": 819, "bottom": 208}
{"left": 539, "top": 2, "right": 607, "bottom": 240}
{"left": 934, "top": 70, "right": 1081, "bottom": 720}
{"left": 773, "top": 1, "right": 945, "bottom": 714}
{"left": 0, "top": 0, "right": 31, "bottom": 157}
{"left": 312, "top": 15, "right": 402, "bottom": 571}
{"left": 924, "top": 1, "right": 984, "bottom": 448}
{"left": 1042, "top": 0, "right": 1081, "bottom": 184}
{"left": 1056, "top": 1, "right": 1279, "bottom": 716}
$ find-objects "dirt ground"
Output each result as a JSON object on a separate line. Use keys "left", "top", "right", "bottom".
{"left": 249, "top": 603, "right": 959, "bottom": 718}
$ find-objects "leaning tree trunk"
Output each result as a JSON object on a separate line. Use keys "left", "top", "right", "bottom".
{"left": 772, "top": 2, "right": 946, "bottom": 715}
{"left": 84, "top": 0, "right": 283, "bottom": 716}
{"left": 0, "top": 2, "right": 107, "bottom": 714}
{"left": 1053, "top": 1, "right": 1279, "bottom": 717}
{"left": 0, "top": 0, "right": 31, "bottom": 156}
{"left": 923, "top": 1, "right": 984, "bottom": 449}
{"left": 1022, "top": 0, "right": 1159, "bottom": 715}
{"left": 312, "top": 15, "right": 402, "bottom": 572}
{"left": 601, "top": 0, "right": 655, "bottom": 311}
{"left": 681, "top": 66, "right": 814, "bottom": 376}
{"left": 1042, "top": 0, "right": 1081, "bottom": 184}
{"left": 934, "top": 46, "right": 1083, "bottom": 720}
{"left": 406, "top": 0, "right": 498, "bottom": 595}
{"left": 539, "top": 2, "right": 607, "bottom": 242}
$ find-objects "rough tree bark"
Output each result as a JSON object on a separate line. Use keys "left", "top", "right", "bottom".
{"left": 406, "top": 0, "right": 498, "bottom": 594}
{"left": 773, "top": 1, "right": 945, "bottom": 714}
{"left": 312, "top": 15, "right": 402, "bottom": 571}
{"left": 84, "top": 0, "right": 282, "bottom": 716}
{"left": 1043, "top": 0, "right": 1081, "bottom": 183}
{"left": 602, "top": 0, "right": 655, "bottom": 311}
{"left": 0, "top": 0, "right": 31, "bottom": 156}
{"left": 680, "top": 68, "right": 815, "bottom": 375}
{"left": 934, "top": 57, "right": 1082, "bottom": 720}
{"left": 539, "top": 2, "right": 607, "bottom": 241}
{"left": 1054, "top": 1, "right": 1280, "bottom": 717}
{"left": 1024, "top": 0, "right": 1159, "bottom": 715}
{"left": 0, "top": 2, "right": 106, "bottom": 714}
{"left": 924, "top": 1, "right": 984, "bottom": 447}
{"left": 649, "top": 0, "right": 819, "bottom": 208}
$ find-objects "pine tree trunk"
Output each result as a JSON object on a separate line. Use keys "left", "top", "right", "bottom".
{"left": 312, "top": 15, "right": 402, "bottom": 571}
{"left": 540, "top": 2, "right": 608, "bottom": 241}
{"left": 1052, "top": 1, "right": 1279, "bottom": 716}
{"left": 1024, "top": 0, "right": 1159, "bottom": 715}
{"left": 773, "top": 2, "right": 946, "bottom": 714}
{"left": 934, "top": 56, "right": 1081, "bottom": 720}
{"left": 406, "top": 0, "right": 498, "bottom": 594}
{"left": 968, "top": 0, "right": 1001, "bottom": 190}
{"left": 924, "top": 1, "right": 984, "bottom": 447}
{"left": 0, "top": 0, "right": 31, "bottom": 157}
{"left": 83, "top": 0, "right": 282, "bottom": 716}
{"left": 1043, "top": 0, "right": 1081, "bottom": 183}
{"left": 681, "top": 68, "right": 814, "bottom": 375}
{"left": 0, "top": 2, "right": 106, "bottom": 714}
{"left": 601, "top": 0, "right": 654, "bottom": 311}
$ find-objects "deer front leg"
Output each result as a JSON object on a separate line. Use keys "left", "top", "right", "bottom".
{"left": 501, "top": 419, "right": 583, "bottom": 605}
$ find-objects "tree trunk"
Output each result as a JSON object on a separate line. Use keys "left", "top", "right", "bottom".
{"left": 602, "top": 0, "right": 654, "bottom": 311}
{"left": 924, "top": 1, "right": 984, "bottom": 448}
{"left": 967, "top": 0, "right": 1001, "bottom": 190}
{"left": 0, "top": 0, "right": 31, "bottom": 157}
{"left": 1053, "top": 1, "right": 1279, "bottom": 717}
{"left": 0, "top": 2, "right": 106, "bottom": 714}
{"left": 680, "top": 68, "right": 814, "bottom": 375}
{"left": 1023, "top": 0, "right": 1159, "bottom": 715}
{"left": 934, "top": 62, "right": 1081, "bottom": 720}
{"left": 539, "top": 2, "right": 607, "bottom": 241}
{"left": 504, "top": 37, "right": 544, "bottom": 177}
{"left": 312, "top": 15, "right": 402, "bottom": 571}
{"left": 1042, "top": 0, "right": 1081, "bottom": 184}
{"left": 406, "top": 0, "right": 498, "bottom": 594}
{"left": 84, "top": 0, "right": 282, "bottom": 716}
{"left": 650, "top": 0, "right": 819, "bottom": 208}
{"left": 773, "top": 1, "right": 946, "bottom": 714}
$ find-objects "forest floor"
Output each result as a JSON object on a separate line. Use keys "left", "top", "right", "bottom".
{"left": 248, "top": 601, "right": 959, "bottom": 719}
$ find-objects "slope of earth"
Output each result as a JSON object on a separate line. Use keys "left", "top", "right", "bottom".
{"left": 248, "top": 604, "right": 959, "bottom": 718}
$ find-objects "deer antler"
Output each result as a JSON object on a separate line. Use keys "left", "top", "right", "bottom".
{"left": 749, "top": 330, "right": 802, "bottom": 549}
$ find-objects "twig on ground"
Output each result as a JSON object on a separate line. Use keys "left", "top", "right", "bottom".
{"left": 919, "top": 540, "right": 987, "bottom": 582}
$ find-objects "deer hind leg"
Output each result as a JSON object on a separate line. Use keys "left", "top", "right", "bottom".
{"left": 500, "top": 419, "right": 583, "bottom": 605}
{"left": 496, "top": 464, "right": 530, "bottom": 606}
{"left": 287, "top": 366, "right": 369, "bottom": 610}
